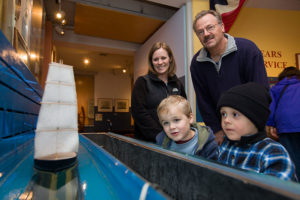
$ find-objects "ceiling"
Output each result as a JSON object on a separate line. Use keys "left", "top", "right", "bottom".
{"left": 74, "top": 3, "right": 165, "bottom": 43}
{"left": 44, "top": 0, "right": 183, "bottom": 74}
{"left": 54, "top": 43, "right": 134, "bottom": 75}
{"left": 44, "top": 0, "right": 300, "bottom": 74}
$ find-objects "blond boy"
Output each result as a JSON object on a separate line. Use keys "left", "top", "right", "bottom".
{"left": 156, "top": 95, "right": 218, "bottom": 160}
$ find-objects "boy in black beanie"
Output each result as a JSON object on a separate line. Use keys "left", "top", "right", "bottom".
{"left": 217, "top": 82, "right": 297, "bottom": 182}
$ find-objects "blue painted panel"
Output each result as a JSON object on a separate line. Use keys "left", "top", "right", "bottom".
{"left": 1, "top": 112, "right": 36, "bottom": 138}
{"left": 14, "top": 113, "right": 36, "bottom": 133}
{"left": 0, "top": 132, "right": 34, "bottom": 158}
{"left": 0, "top": 64, "right": 41, "bottom": 104}
{"left": 0, "top": 30, "right": 42, "bottom": 139}
{"left": 0, "top": 138, "right": 34, "bottom": 199}
{"left": 1, "top": 111, "right": 12, "bottom": 138}
{"left": 0, "top": 154, "right": 34, "bottom": 199}
{"left": 0, "top": 110, "right": 4, "bottom": 139}
{"left": 0, "top": 84, "right": 40, "bottom": 114}
{"left": 0, "top": 31, "right": 42, "bottom": 97}
{"left": 24, "top": 115, "right": 38, "bottom": 131}
{"left": 10, "top": 112, "right": 24, "bottom": 135}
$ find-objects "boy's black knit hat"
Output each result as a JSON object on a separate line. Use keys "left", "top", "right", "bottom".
{"left": 217, "top": 82, "right": 271, "bottom": 131}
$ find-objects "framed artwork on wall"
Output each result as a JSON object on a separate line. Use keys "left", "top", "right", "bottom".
{"left": 95, "top": 113, "right": 103, "bottom": 121}
{"left": 0, "top": 0, "right": 15, "bottom": 42}
{"left": 14, "top": 0, "right": 33, "bottom": 49}
{"left": 115, "top": 99, "right": 129, "bottom": 112}
{"left": 296, "top": 53, "right": 300, "bottom": 69}
{"left": 87, "top": 99, "right": 94, "bottom": 118}
{"left": 97, "top": 98, "right": 113, "bottom": 112}
{"left": 13, "top": 28, "right": 29, "bottom": 67}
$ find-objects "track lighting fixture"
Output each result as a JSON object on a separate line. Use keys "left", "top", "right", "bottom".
{"left": 55, "top": 0, "right": 66, "bottom": 35}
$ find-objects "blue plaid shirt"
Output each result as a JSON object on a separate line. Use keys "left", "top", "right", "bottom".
{"left": 218, "top": 132, "right": 297, "bottom": 182}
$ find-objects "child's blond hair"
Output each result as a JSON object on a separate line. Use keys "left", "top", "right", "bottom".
{"left": 157, "top": 95, "right": 192, "bottom": 122}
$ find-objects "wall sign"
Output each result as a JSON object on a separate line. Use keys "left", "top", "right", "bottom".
{"left": 261, "top": 50, "right": 288, "bottom": 69}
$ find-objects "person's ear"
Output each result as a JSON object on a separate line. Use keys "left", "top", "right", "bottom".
{"left": 221, "top": 22, "right": 225, "bottom": 33}
{"left": 189, "top": 113, "right": 194, "bottom": 124}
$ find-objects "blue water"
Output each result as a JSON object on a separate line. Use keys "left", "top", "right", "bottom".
{"left": 0, "top": 134, "right": 166, "bottom": 200}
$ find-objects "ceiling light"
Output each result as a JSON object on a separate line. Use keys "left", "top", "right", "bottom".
{"left": 55, "top": 0, "right": 66, "bottom": 24}
{"left": 61, "top": 19, "right": 66, "bottom": 25}
{"left": 56, "top": 11, "right": 63, "bottom": 19}
{"left": 30, "top": 53, "right": 37, "bottom": 60}
{"left": 18, "top": 53, "right": 28, "bottom": 62}
{"left": 55, "top": 25, "right": 64, "bottom": 35}
{"left": 122, "top": 69, "right": 126, "bottom": 73}
{"left": 84, "top": 58, "right": 89, "bottom": 64}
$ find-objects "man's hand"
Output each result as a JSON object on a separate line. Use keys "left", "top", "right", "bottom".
{"left": 215, "top": 130, "right": 225, "bottom": 145}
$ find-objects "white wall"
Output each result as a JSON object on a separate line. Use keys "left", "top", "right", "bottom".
{"left": 93, "top": 5, "right": 187, "bottom": 108}
{"left": 94, "top": 71, "right": 132, "bottom": 106}
{"left": 134, "top": 6, "right": 187, "bottom": 81}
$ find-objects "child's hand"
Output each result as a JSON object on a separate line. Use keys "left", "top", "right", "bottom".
{"left": 215, "top": 130, "right": 225, "bottom": 145}
{"left": 269, "top": 127, "right": 279, "bottom": 140}
{"left": 266, "top": 126, "right": 279, "bottom": 140}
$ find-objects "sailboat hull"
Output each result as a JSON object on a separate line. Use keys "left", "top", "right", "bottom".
{"left": 34, "top": 154, "right": 77, "bottom": 172}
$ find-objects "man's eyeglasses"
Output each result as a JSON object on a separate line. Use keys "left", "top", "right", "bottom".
{"left": 196, "top": 23, "right": 220, "bottom": 36}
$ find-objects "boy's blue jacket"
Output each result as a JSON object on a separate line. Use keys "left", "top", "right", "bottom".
{"left": 267, "top": 77, "right": 300, "bottom": 133}
{"left": 155, "top": 123, "right": 219, "bottom": 160}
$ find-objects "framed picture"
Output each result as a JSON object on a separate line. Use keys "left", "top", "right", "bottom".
{"left": 87, "top": 99, "right": 94, "bottom": 118}
{"left": 97, "top": 98, "right": 113, "bottom": 112}
{"left": 14, "top": 0, "right": 32, "bottom": 48}
{"left": 13, "top": 28, "right": 29, "bottom": 67}
{"left": 296, "top": 53, "right": 300, "bottom": 69}
{"left": 0, "top": 0, "right": 15, "bottom": 43}
{"left": 95, "top": 113, "right": 103, "bottom": 121}
{"left": 115, "top": 99, "right": 129, "bottom": 112}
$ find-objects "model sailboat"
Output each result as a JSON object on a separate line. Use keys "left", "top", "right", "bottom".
{"left": 34, "top": 62, "right": 79, "bottom": 171}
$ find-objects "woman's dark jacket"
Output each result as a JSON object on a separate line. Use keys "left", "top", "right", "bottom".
{"left": 131, "top": 72, "right": 186, "bottom": 142}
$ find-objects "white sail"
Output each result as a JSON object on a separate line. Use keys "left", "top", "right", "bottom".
{"left": 34, "top": 62, "right": 78, "bottom": 161}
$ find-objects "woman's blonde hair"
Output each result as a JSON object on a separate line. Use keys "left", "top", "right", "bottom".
{"left": 148, "top": 42, "right": 176, "bottom": 77}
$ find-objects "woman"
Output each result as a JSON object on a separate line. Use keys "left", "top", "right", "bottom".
{"left": 267, "top": 66, "right": 300, "bottom": 179}
{"left": 131, "top": 42, "right": 186, "bottom": 142}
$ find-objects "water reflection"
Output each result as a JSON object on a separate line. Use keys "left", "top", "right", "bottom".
{"left": 20, "top": 165, "right": 83, "bottom": 200}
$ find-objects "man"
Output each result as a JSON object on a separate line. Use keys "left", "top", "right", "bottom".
{"left": 190, "top": 10, "right": 269, "bottom": 145}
